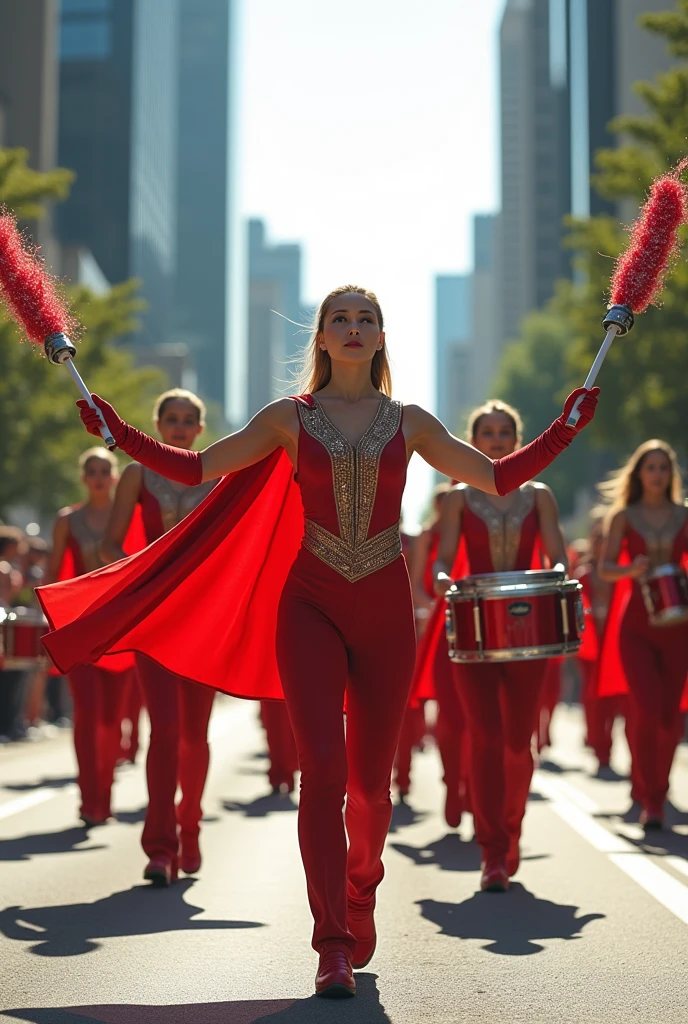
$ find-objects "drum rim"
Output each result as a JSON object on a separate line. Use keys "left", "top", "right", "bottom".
{"left": 645, "top": 562, "right": 685, "bottom": 581}
{"left": 447, "top": 580, "right": 581, "bottom": 601}
{"left": 649, "top": 605, "right": 688, "bottom": 626}
{"left": 453, "top": 569, "right": 565, "bottom": 589}
{"left": 2, "top": 606, "right": 49, "bottom": 626}
{"left": 449, "top": 640, "right": 581, "bottom": 663}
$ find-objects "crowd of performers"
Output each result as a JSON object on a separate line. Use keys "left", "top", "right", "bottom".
{"left": 3, "top": 287, "right": 687, "bottom": 999}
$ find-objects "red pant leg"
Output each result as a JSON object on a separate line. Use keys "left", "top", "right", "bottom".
{"left": 394, "top": 704, "right": 423, "bottom": 794}
{"left": 136, "top": 655, "right": 181, "bottom": 863}
{"left": 68, "top": 665, "right": 125, "bottom": 820}
{"left": 177, "top": 678, "right": 215, "bottom": 843}
{"left": 434, "top": 636, "right": 466, "bottom": 806}
{"left": 260, "top": 699, "right": 298, "bottom": 790}
{"left": 537, "top": 659, "right": 560, "bottom": 751}
{"left": 456, "top": 659, "right": 545, "bottom": 860}
{"left": 501, "top": 660, "right": 548, "bottom": 845}
{"left": 276, "top": 588, "right": 351, "bottom": 952}
{"left": 620, "top": 624, "right": 688, "bottom": 808}
{"left": 121, "top": 671, "right": 143, "bottom": 762}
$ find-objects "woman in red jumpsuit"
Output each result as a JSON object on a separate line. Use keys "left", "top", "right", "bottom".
{"left": 434, "top": 400, "right": 569, "bottom": 893}
{"left": 598, "top": 440, "right": 688, "bottom": 829}
{"left": 45, "top": 447, "right": 130, "bottom": 825}
{"left": 101, "top": 389, "right": 216, "bottom": 885}
{"left": 40, "top": 286, "right": 597, "bottom": 998}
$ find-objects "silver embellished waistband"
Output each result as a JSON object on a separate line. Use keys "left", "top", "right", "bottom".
{"left": 302, "top": 518, "right": 402, "bottom": 583}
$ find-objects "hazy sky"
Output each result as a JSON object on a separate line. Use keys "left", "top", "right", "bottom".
{"left": 239, "top": 0, "right": 507, "bottom": 524}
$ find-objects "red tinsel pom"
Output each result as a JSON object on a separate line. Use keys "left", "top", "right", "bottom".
{"left": 0, "top": 209, "right": 79, "bottom": 345}
{"left": 610, "top": 162, "right": 688, "bottom": 313}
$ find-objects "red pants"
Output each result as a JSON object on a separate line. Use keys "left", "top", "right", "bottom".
{"left": 68, "top": 665, "right": 128, "bottom": 821}
{"left": 580, "top": 659, "right": 625, "bottom": 765}
{"left": 276, "top": 550, "right": 415, "bottom": 953}
{"left": 435, "top": 637, "right": 468, "bottom": 812}
{"left": 394, "top": 703, "right": 426, "bottom": 794}
{"left": 120, "top": 671, "right": 143, "bottom": 762}
{"left": 135, "top": 655, "right": 215, "bottom": 863}
{"left": 620, "top": 621, "right": 688, "bottom": 808}
{"left": 260, "top": 700, "right": 298, "bottom": 789}
{"left": 537, "top": 659, "right": 561, "bottom": 751}
{"left": 455, "top": 659, "right": 547, "bottom": 861}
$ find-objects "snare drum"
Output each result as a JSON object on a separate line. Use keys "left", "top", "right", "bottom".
{"left": 445, "top": 569, "right": 584, "bottom": 663}
{"left": 641, "top": 564, "right": 688, "bottom": 627}
{"left": 0, "top": 606, "right": 49, "bottom": 670}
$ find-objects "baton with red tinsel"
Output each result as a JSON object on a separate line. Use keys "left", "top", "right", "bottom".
{"left": 0, "top": 211, "right": 115, "bottom": 449}
{"left": 567, "top": 164, "right": 688, "bottom": 425}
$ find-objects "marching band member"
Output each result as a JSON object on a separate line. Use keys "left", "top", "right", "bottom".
{"left": 45, "top": 448, "right": 130, "bottom": 825}
{"left": 394, "top": 484, "right": 450, "bottom": 804}
{"left": 40, "top": 286, "right": 597, "bottom": 998}
{"left": 260, "top": 700, "right": 299, "bottom": 794}
{"left": 598, "top": 441, "right": 688, "bottom": 828}
{"left": 434, "top": 400, "right": 569, "bottom": 892}
{"left": 100, "top": 389, "right": 217, "bottom": 884}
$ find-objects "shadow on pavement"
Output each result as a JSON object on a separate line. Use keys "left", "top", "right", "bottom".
{"left": 0, "top": 879, "right": 263, "bottom": 957}
{"left": 3, "top": 974, "right": 391, "bottom": 1023}
{"left": 388, "top": 799, "right": 428, "bottom": 833}
{"left": 3, "top": 776, "right": 76, "bottom": 793}
{"left": 391, "top": 832, "right": 482, "bottom": 872}
{"left": 417, "top": 883, "right": 604, "bottom": 954}
{"left": 222, "top": 793, "right": 297, "bottom": 818}
{"left": 0, "top": 826, "right": 106, "bottom": 863}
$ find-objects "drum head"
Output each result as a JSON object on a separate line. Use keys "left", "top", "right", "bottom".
{"left": 450, "top": 568, "right": 566, "bottom": 599}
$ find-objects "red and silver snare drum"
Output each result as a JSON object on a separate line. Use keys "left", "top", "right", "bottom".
{"left": 641, "top": 564, "right": 688, "bottom": 627}
{"left": 445, "top": 569, "right": 584, "bottom": 663}
{"left": 0, "top": 606, "right": 49, "bottom": 670}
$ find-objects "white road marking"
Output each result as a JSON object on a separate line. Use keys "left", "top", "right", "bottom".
{"left": 0, "top": 787, "right": 73, "bottom": 822}
{"left": 534, "top": 771, "right": 688, "bottom": 925}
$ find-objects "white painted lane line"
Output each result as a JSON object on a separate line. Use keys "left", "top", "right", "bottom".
{"left": 609, "top": 853, "right": 688, "bottom": 925}
{"left": 666, "top": 856, "right": 688, "bottom": 880}
{"left": 536, "top": 773, "right": 598, "bottom": 813}
{"left": 534, "top": 771, "right": 688, "bottom": 925}
{"left": 0, "top": 788, "right": 69, "bottom": 822}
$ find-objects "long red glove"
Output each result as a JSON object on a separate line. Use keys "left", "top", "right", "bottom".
{"left": 77, "top": 396, "right": 203, "bottom": 487}
{"left": 493, "top": 387, "right": 599, "bottom": 496}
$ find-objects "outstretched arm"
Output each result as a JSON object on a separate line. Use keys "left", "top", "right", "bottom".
{"left": 405, "top": 388, "right": 599, "bottom": 496}
{"left": 78, "top": 398, "right": 298, "bottom": 485}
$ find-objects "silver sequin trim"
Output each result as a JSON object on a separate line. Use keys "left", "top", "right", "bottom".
{"left": 143, "top": 467, "right": 215, "bottom": 534}
{"left": 464, "top": 483, "right": 535, "bottom": 572}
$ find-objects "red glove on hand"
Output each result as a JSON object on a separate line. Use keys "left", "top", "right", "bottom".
{"left": 493, "top": 387, "right": 599, "bottom": 496}
{"left": 77, "top": 396, "right": 203, "bottom": 487}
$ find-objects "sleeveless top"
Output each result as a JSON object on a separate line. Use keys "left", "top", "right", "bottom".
{"left": 622, "top": 503, "right": 688, "bottom": 622}
{"left": 293, "top": 394, "right": 406, "bottom": 582}
{"left": 459, "top": 482, "right": 538, "bottom": 575}
{"left": 67, "top": 506, "right": 106, "bottom": 576}
{"left": 139, "top": 467, "right": 216, "bottom": 543}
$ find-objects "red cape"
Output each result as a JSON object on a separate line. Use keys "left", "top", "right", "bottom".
{"left": 37, "top": 450, "right": 303, "bottom": 699}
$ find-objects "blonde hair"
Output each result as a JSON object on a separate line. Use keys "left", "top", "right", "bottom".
{"left": 79, "top": 446, "right": 118, "bottom": 472}
{"left": 295, "top": 285, "right": 392, "bottom": 396}
{"left": 466, "top": 399, "right": 523, "bottom": 443}
{"left": 153, "top": 388, "right": 206, "bottom": 426}
{"left": 597, "top": 439, "right": 683, "bottom": 526}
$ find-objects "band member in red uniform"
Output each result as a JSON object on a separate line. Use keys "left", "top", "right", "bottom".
{"left": 394, "top": 484, "right": 450, "bottom": 802}
{"left": 40, "top": 286, "right": 597, "bottom": 998}
{"left": 45, "top": 448, "right": 129, "bottom": 825}
{"left": 575, "top": 521, "right": 616, "bottom": 770}
{"left": 101, "top": 389, "right": 216, "bottom": 885}
{"left": 260, "top": 699, "right": 298, "bottom": 794}
{"left": 434, "top": 400, "right": 569, "bottom": 893}
{"left": 598, "top": 441, "right": 688, "bottom": 828}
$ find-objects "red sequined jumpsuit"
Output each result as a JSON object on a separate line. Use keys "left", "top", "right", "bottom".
{"left": 276, "top": 395, "right": 416, "bottom": 953}
{"left": 618, "top": 505, "right": 688, "bottom": 810}
{"left": 452, "top": 483, "right": 548, "bottom": 868}
{"left": 135, "top": 469, "right": 217, "bottom": 867}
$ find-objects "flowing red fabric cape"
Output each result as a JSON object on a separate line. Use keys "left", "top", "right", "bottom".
{"left": 37, "top": 450, "right": 304, "bottom": 699}
{"left": 598, "top": 551, "right": 688, "bottom": 711}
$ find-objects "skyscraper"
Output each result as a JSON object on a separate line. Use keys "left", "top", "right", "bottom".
{"left": 470, "top": 213, "right": 500, "bottom": 403}
{"left": 435, "top": 274, "right": 471, "bottom": 435}
{"left": 246, "top": 219, "right": 303, "bottom": 420}
{"left": 498, "top": 0, "right": 571, "bottom": 346}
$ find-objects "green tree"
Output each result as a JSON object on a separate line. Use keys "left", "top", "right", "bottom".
{"left": 0, "top": 147, "right": 168, "bottom": 519}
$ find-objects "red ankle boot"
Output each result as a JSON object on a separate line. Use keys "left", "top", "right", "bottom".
{"left": 143, "top": 857, "right": 178, "bottom": 887}
{"left": 179, "top": 835, "right": 201, "bottom": 875}
{"left": 349, "top": 903, "right": 377, "bottom": 970}
{"left": 315, "top": 948, "right": 356, "bottom": 998}
{"left": 480, "top": 858, "right": 509, "bottom": 892}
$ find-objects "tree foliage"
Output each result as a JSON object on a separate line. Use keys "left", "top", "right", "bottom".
{"left": 492, "top": 1, "right": 688, "bottom": 507}
{"left": 0, "top": 147, "right": 168, "bottom": 520}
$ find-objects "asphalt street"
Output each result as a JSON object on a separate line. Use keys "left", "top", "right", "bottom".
{"left": 0, "top": 697, "right": 686, "bottom": 1024}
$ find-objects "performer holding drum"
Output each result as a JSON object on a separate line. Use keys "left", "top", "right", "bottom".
{"left": 45, "top": 447, "right": 129, "bottom": 825}
{"left": 100, "top": 388, "right": 217, "bottom": 884}
{"left": 597, "top": 441, "right": 688, "bottom": 828}
{"left": 434, "top": 399, "right": 572, "bottom": 893}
